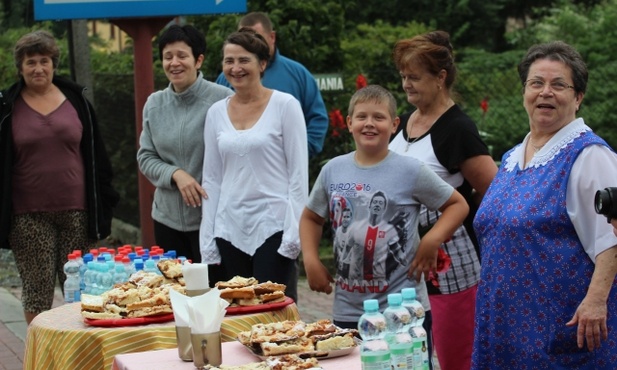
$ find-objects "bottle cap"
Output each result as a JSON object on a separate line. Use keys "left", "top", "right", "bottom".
{"left": 83, "top": 253, "right": 93, "bottom": 263}
{"left": 363, "top": 299, "right": 379, "bottom": 311}
{"left": 387, "top": 293, "right": 402, "bottom": 305}
{"left": 72, "top": 250, "right": 82, "bottom": 257}
{"left": 401, "top": 288, "right": 416, "bottom": 300}
{"left": 134, "top": 258, "right": 144, "bottom": 270}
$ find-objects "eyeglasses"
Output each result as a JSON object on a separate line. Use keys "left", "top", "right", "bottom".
{"left": 524, "top": 79, "right": 575, "bottom": 92}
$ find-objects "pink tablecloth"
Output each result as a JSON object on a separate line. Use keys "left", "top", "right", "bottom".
{"left": 112, "top": 341, "right": 361, "bottom": 370}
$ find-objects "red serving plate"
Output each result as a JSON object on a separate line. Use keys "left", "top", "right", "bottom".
{"left": 84, "top": 313, "right": 174, "bottom": 327}
{"left": 84, "top": 297, "right": 294, "bottom": 326}
{"left": 225, "top": 296, "right": 294, "bottom": 316}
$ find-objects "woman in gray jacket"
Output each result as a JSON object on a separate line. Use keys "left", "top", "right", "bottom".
{"left": 137, "top": 25, "right": 232, "bottom": 264}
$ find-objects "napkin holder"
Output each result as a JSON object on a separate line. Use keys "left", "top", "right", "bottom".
{"left": 191, "top": 331, "right": 222, "bottom": 368}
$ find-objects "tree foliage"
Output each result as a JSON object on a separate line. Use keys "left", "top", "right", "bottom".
{"left": 4, "top": 0, "right": 617, "bottom": 227}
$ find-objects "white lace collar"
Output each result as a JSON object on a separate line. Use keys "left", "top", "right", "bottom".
{"left": 504, "top": 118, "right": 590, "bottom": 171}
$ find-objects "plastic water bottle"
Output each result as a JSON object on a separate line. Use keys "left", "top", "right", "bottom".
{"left": 358, "top": 299, "right": 391, "bottom": 370}
{"left": 98, "top": 263, "right": 114, "bottom": 294}
{"left": 384, "top": 293, "right": 414, "bottom": 369}
{"left": 80, "top": 253, "right": 93, "bottom": 294}
{"left": 401, "top": 288, "right": 428, "bottom": 370}
{"left": 122, "top": 255, "right": 136, "bottom": 277}
{"left": 83, "top": 260, "right": 96, "bottom": 294}
{"left": 72, "top": 249, "right": 84, "bottom": 267}
{"left": 143, "top": 259, "right": 159, "bottom": 274}
{"left": 63, "top": 253, "right": 81, "bottom": 303}
{"left": 134, "top": 258, "right": 144, "bottom": 272}
{"left": 113, "top": 263, "right": 129, "bottom": 284}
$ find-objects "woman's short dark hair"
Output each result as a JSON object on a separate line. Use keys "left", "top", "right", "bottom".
{"left": 517, "top": 41, "right": 588, "bottom": 94}
{"left": 14, "top": 30, "right": 60, "bottom": 72}
{"left": 158, "top": 24, "right": 206, "bottom": 61}
{"left": 392, "top": 30, "right": 457, "bottom": 89}
{"left": 223, "top": 27, "right": 270, "bottom": 76}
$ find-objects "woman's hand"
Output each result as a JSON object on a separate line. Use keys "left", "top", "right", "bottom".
{"left": 172, "top": 169, "right": 207, "bottom": 207}
{"left": 566, "top": 295, "right": 608, "bottom": 351}
{"left": 566, "top": 246, "right": 617, "bottom": 351}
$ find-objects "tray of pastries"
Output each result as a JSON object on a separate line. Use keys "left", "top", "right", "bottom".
{"left": 237, "top": 319, "right": 359, "bottom": 360}
{"left": 81, "top": 260, "right": 186, "bottom": 326}
{"left": 215, "top": 276, "right": 293, "bottom": 315}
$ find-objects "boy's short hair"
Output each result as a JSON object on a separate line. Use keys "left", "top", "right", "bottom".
{"left": 348, "top": 85, "right": 397, "bottom": 119}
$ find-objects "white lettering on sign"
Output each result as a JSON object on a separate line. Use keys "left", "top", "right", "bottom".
{"left": 316, "top": 76, "right": 344, "bottom": 91}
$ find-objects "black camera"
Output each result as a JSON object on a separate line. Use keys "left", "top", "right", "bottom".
{"left": 594, "top": 187, "right": 617, "bottom": 220}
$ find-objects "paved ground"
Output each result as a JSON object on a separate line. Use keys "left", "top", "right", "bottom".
{"left": 0, "top": 279, "right": 334, "bottom": 370}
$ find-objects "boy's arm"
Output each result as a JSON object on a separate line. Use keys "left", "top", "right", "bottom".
{"left": 408, "top": 189, "right": 469, "bottom": 282}
{"left": 300, "top": 207, "right": 334, "bottom": 294}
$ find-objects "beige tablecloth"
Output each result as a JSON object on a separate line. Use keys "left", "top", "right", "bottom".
{"left": 23, "top": 301, "right": 300, "bottom": 370}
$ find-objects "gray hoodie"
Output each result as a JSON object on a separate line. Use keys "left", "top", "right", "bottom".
{"left": 137, "top": 72, "right": 233, "bottom": 231}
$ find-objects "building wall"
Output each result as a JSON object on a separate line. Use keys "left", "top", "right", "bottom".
{"left": 88, "top": 21, "right": 128, "bottom": 52}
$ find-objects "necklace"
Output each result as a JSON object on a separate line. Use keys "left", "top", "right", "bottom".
{"left": 404, "top": 101, "right": 454, "bottom": 152}
{"left": 404, "top": 121, "right": 421, "bottom": 152}
{"left": 529, "top": 137, "right": 545, "bottom": 153}
{"left": 404, "top": 114, "right": 428, "bottom": 152}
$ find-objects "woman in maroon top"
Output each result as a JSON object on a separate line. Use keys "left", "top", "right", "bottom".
{"left": 0, "top": 30, "right": 118, "bottom": 324}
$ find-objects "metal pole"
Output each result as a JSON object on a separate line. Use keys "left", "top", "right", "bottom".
{"left": 112, "top": 17, "right": 172, "bottom": 248}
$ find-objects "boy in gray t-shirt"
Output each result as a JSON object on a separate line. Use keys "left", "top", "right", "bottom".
{"left": 300, "top": 85, "right": 469, "bottom": 337}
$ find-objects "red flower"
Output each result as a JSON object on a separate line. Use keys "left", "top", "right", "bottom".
{"left": 356, "top": 74, "right": 367, "bottom": 90}
{"left": 435, "top": 248, "right": 452, "bottom": 273}
{"left": 480, "top": 96, "right": 489, "bottom": 116}
{"left": 329, "top": 109, "right": 346, "bottom": 138}
{"left": 427, "top": 248, "right": 452, "bottom": 289}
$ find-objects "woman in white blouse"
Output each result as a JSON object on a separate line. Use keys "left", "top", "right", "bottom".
{"left": 199, "top": 28, "right": 308, "bottom": 302}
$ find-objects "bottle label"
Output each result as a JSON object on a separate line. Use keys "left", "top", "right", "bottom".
{"left": 361, "top": 351, "right": 391, "bottom": 368}
{"left": 361, "top": 355, "right": 392, "bottom": 370}
{"left": 413, "top": 340, "right": 423, "bottom": 370}
{"left": 64, "top": 290, "right": 80, "bottom": 303}
{"left": 421, "top": 340, "right": 429, "bottom": 370}
{"left": 390, "top": 349, "right": 414, "bottom": 369}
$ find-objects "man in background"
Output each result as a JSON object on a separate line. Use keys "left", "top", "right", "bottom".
{"left": 216, "top": 11, "right": 328, "bottom": 159}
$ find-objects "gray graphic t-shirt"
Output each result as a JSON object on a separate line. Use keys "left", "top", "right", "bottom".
{"left": 307, "top": 151, "right": 453, "bottom": 322}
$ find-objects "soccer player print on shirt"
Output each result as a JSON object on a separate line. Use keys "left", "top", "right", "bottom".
{"left": 335, "top": 190, "right": 411, "bottom": 292}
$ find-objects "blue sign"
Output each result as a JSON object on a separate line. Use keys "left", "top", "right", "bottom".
{"left": 34, "top": 0, "right": 246, "bottom": 21}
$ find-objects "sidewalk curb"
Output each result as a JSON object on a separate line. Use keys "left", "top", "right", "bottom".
{"left": 0, "top": 287, "right": 27, "bottom": 342}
